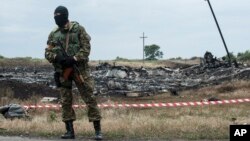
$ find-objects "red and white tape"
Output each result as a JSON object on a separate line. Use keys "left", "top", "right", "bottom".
{"left": 23, "top": 98, "right": 250, "bottom": 109}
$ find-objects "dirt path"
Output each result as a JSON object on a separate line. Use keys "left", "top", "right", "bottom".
{"left": 0, "top": 136, "right": 228, "bottom": 141}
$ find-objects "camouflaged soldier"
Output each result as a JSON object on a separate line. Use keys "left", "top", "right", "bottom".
{"left": 45, "top": 6, "right": 102, "bottom": 140}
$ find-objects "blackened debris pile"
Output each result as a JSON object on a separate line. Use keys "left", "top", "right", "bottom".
{"left": 0, "top": 58, "right": 249, "bottom": 98}
{"left": 93, "top": 61, "right": 249, "bottom": 96}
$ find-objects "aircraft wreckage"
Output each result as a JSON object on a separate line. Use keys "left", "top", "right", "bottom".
{"left": 93, "top": 61, "right": 249, "bottom": 96}
{"left": 0, "top": 56, "right": 250, "bottom": 98}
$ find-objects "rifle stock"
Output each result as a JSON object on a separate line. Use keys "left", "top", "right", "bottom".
{"left": 63, "top": 68, "right": 73, "bottom": 80}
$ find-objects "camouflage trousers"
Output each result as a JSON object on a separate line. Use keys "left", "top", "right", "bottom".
{"left": 59, "top": 72, "right": 101, "bottom": 122}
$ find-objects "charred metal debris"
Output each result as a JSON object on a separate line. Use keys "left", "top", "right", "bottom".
{"left": 0, "top": 53, "right": 250, "bottom": 97}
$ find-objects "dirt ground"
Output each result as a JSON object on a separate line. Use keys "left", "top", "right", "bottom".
{"left": 0, "top": 136, "right": 228, "bottom": 141}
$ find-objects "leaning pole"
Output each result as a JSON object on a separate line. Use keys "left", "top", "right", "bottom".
{"left": 205, "top": 0, "right": 231, "bottom": 65}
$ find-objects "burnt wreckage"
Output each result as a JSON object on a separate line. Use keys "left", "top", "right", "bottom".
{"left": 93, "top": 52, "right": 246, "bottom": 96}
{"left": 0, "top": 54, "right": 250, "bottom": 98}
{"left": 94, "top": 60, "right": 248, "bottom": 96}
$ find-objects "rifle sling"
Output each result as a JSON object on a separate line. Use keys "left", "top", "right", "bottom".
{"left": 65, "top": 32, "right": 70, "bottom": 53}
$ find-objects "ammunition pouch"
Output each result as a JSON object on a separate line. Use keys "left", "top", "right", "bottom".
{"left": 54, "top": 72, "right": 61, "bottom": 88}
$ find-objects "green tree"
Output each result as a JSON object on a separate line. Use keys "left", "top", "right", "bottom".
{"left": 144, "top": 44, "right": 163, "bottom": 60}
{"left": 237, "top": 50, "right": 250, "bottom": 61}
{"left": 0, "top": 55, "right": 4, "bottom": 59}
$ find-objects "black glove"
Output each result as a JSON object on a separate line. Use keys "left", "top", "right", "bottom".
{"left": 55, "top": 54, "right": 66, "bottom": 65}
{"left": 63, "top": 56, "right": 77, "bottom": 67}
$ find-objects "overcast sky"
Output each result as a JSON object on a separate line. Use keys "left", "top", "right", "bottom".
{"left": 0, "top": 0, "right": 249, "bottom": 60}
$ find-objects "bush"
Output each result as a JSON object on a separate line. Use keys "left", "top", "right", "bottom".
{"left": 47, "top": 111, "right": 58, "bottom": 122}
{"left": 115, "top": 56, "right": 129, "bottom": 61}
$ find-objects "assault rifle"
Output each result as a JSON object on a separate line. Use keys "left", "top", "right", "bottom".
{"left": 56, "top": 40, "right": 85, "bottom": 84}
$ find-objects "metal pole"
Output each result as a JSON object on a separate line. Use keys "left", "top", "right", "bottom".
{"left": 140, "top": 32, "right": 147, "bottom": 64}
{"left": 205, "top": 0, "right": 231, "bottom": 65}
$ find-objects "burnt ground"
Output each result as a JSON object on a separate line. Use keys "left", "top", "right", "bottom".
{"left": 0, "top": 62, "right": 190, "bottom": 100}
{"left": 0, "top": 80, "right": 59, "bottom": 100}
{"left": 0, "top": 64, "right": 60, "bottom": 100}
{"left": 0, "top": 60, "right": 250, "bottom": 100}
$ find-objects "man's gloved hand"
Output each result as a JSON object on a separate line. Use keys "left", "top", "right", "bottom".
{"left": 63, "top": 56, "right": 77, "bottom": 67}
{"left": 55, "top": 54, "right": 66, "bottom": 65}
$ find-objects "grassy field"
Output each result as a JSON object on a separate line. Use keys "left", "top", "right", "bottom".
{"left": 0, "top": 80, "right": 249, "bottom": 140}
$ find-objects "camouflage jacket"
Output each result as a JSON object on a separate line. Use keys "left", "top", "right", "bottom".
{"left": 45, "top": 21, "right": 91, "bottom": 72}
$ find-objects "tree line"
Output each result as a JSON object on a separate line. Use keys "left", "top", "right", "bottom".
{"left": 142, "top": 44, "right": 250, "bottom": 62}
{"left": 1, "top": 48, "right": 250, "bottom": 62}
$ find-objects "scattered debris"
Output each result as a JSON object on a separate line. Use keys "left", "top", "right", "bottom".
{"left": 0, "top": 54, "right": 250, "bottom": 98}
{"left": 126, "top": 92, "right": 141, "bottom": 97}
{"left": 40, "top": 97, "right": 58, "bottom": 103}
{"left": 0, "top": 104, "right": 30, "bottom": 120}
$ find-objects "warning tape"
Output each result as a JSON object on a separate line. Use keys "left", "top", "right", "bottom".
{"left": 23, "top": 98, "right": 250, "bottom": 109}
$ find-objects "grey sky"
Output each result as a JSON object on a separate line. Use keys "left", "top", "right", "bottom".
{"left": 0, "top": 0, "right": 249, "bottom": 60}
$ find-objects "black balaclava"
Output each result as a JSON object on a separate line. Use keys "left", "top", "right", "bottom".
{"left": 54, "top": 6, "right": 69, "bottom": 28}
